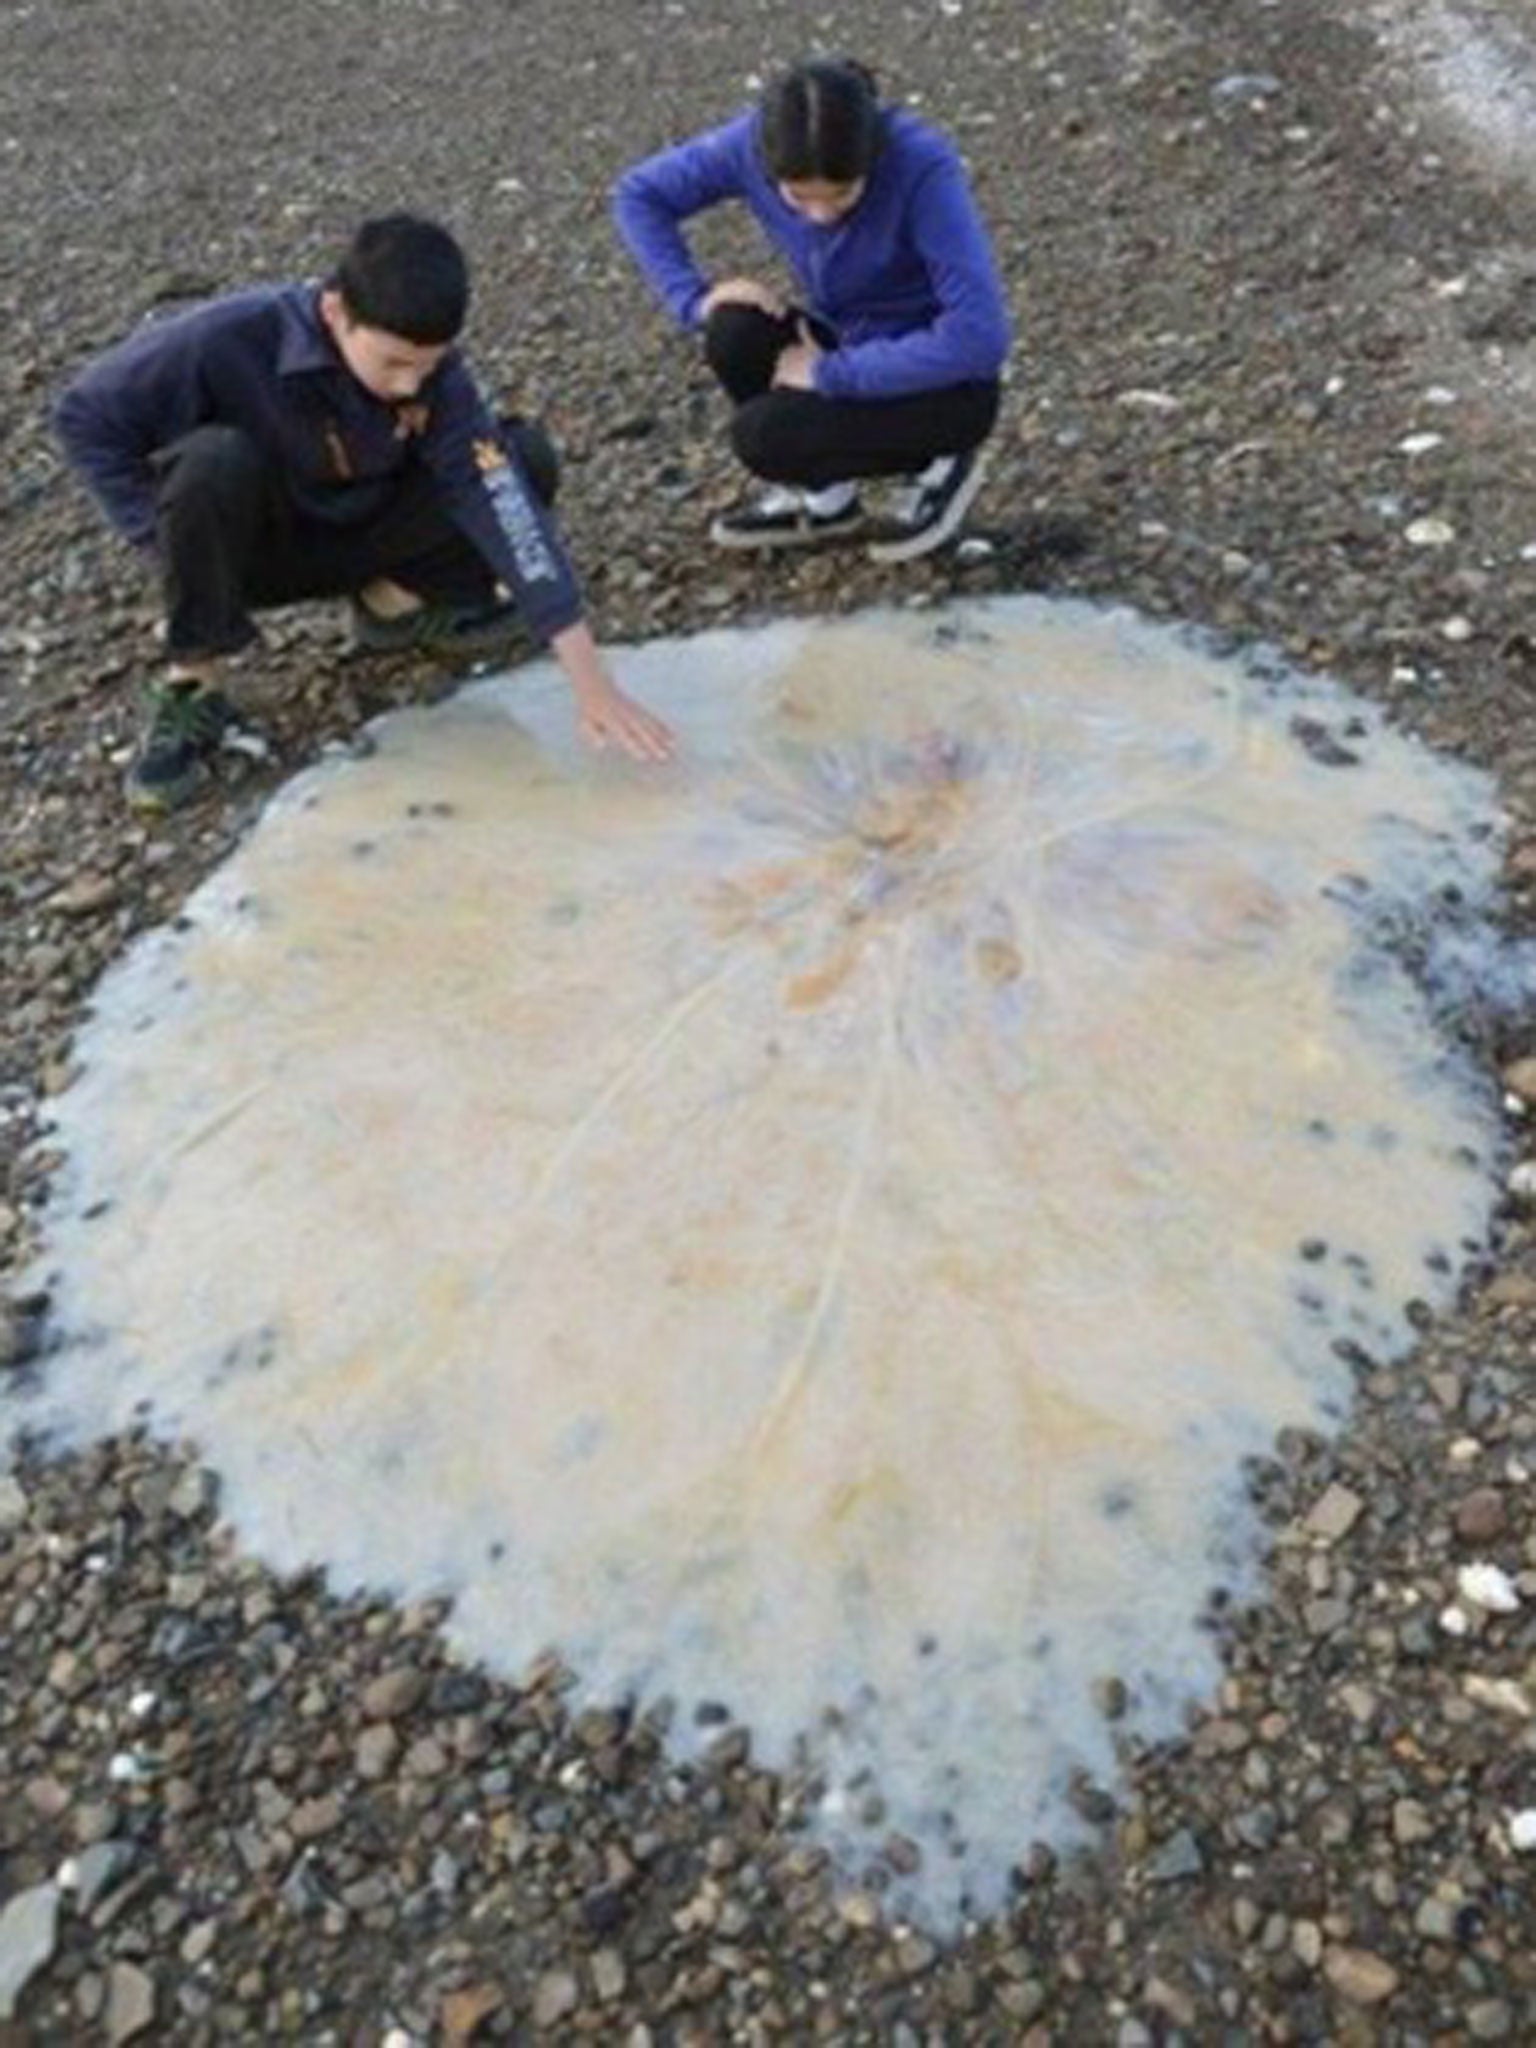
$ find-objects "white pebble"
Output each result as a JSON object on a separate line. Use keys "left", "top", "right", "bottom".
{"left": 1449, "top": 1437, "right": 1483, "bottom": 1465}
{"left": 1507, "top": 1160, "right": 1536, "bottom": 1201}
{"left": 1457, "top": 1562, "right": 1521, "bottom": 1614}
{"left": 1435, "top": 276, "right": 1469, "bottom": 298}
{"left": 1397, "top": 432, "right": 1444, "bottom": 456}
{"left": 1521, "top": 542, "right": 1536, "bottom": 562}
{"left": 1440, "top": 616, "right": 1473, "bottom": 643}
{"left": 1423, "top": 386, "right": 1459, "bottom": 405}
{"left": 1509, "top": 1810, "right": 1536, "bottom": 1852}
{"left": 1438, "top": 1603, "right": 1471, "bottom": 1636}
{"left": 1117, "top": 388, "right": 1181, "bottom": 411}
{"left": 1406, "top": 517, "right": 1456, "bottom": 546}
{"left": 1464, "top": 1674, "right": 1533, "bottom": 1718}
{"left": 128, "top": 1689, "right": 157, "bottom": 1721}
{"left": 56, "top": 1857, "right": 80, "bottom": 1891}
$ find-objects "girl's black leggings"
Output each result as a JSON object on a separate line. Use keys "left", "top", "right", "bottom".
{"left": 703, "top": 302, "right": 1000, "bottom": 491}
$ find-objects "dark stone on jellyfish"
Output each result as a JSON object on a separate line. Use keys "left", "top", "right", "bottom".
{"left": 1295, "top": 1288, "right": 1325, "bottom": 1315}
{"left": 81, "top": 1200, "right": 112, "bottom": 1222}
{"left": 1029, "top": 1633, "right": 1054, "bottom": 1660}
{"left": 693, "top": 1699, "right": 731, "bottom": 1727}
{"left": 351, "top": 840, "right": 376, "bottom": 858}
{"left": 1300, "top": 1238, "right": 1328, "bottom": 1262}
{"left": 1367, "top": 1125, "right": 1399, "bottom": 1154}
{"left": 431, "top": 1670, "right": 487, "bottom": 1715}
{"left": 1101, "top": 1483, "right": 1136, "bottom": 1519}
{"left": 1068, "top": 1774, "right": 1117, "bottom": 1826}
{"left": 486, "top": 1540, "right": 507, "bottom": 1564}
{"left": 1290, "top": 716, "right": 1360, "bottom": 768}
{"left": 1424, "top": 1247, "right": 1452, "bottom": 1275}
{"left": 1406, "top": 1298, "right": 1435, "bottom": 1332}
{"left": 915, "top": 1633, "right": 939, "bottom": 1658}
{"left": 1306, "top": 1118, "right": 1335, "bottom": 1142}
{"left": 1332, "top": 1337, "right": 1377, "bottom": 1376}
{"left": 641, "top": 1695, "right": 676, "bottom": 1739}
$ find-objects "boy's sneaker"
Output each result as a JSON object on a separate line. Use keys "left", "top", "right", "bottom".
{"left": 867, "top": 449, "right": 990, "bottom": 564}
{"left": 127, "top": 679, "right": 237, "bottom": 813}
{"left": 348, "top": 595, "right": 531, "bottom": 661}
{"left": 709, "top": 486, "right": 866, "bottom": 550}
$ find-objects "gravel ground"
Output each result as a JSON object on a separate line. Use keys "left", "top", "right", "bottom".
{"left": 5, "top": 0, "right": 1536, "bottom": 2038}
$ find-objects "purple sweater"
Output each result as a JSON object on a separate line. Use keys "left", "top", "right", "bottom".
{"left": 612, "top": 108, "right": 1011, "bottom": 402}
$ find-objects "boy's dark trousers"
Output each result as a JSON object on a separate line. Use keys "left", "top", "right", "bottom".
{"left": 703, "top": 303, "right": 1000, "bottom": 491}
{"left": 153, "top": 418, "right": 559, "bottom": 660}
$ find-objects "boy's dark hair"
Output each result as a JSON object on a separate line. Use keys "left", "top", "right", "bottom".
{"left": 759, "top": 59, "right": 882, "bottom": 184}
{"left": 333, "top": 214, "right": 469, "bottom": 344}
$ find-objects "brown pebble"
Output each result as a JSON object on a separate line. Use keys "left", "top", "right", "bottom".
{"left": 1324, "top": 1946, "right": 1399, "bottom": 2006}
{"left": 1454, "top": 1487, "right": 1507, "bottom": 1543}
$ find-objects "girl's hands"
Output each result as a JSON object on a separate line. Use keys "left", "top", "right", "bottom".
{"left": 771, "top": 317, "right": 822, "bottom": 391}
{"left": 700, "top": 276, "right": 787, "bottom": 320}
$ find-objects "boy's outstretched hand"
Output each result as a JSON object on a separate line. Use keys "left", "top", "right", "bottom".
{"left": 552, "top": 622, "right": 675, "bottom": 763}
{"left": 574, "top": 677, "right": 675, "bottom": 762}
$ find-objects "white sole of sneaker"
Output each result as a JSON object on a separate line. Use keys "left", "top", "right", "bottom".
{"left": 866, "top": 452, "right": 990, "bottom": 565}
{"left": 708, "top": 515, "right": 866, "bottom": 551}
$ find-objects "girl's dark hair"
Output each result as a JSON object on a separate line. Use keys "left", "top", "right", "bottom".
{"left": 759, "top": 59, "right": 881, "bottom": 184}
{"left": 334, "top": 214, "right": 469, "bottom": 344}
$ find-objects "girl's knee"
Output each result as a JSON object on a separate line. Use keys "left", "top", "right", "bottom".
{"left": 730, "top": 394, "right": 802, "bottom": 479}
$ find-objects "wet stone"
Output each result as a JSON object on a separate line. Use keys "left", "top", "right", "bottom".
{"left": 1454, "top": 1487, "right": 1507, "bottom": 1543}
{"left": 1324, "top": 1947, "right": 1400, "bottom": 2006}
{"left": 1303, "top": 1482, "right": 1365, "bottom": 1543}
{"left": 1146, "top": 1829, "right": 1204, "bottom": 1883}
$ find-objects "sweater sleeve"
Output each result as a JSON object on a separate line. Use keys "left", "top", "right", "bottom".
{"left": 54, "top": 310, "right": 213, "bottom": 547}
{"left": 813, "top": 161, "right": 1012, "bottom": 401}
{"left": 418, "top": 359, "right": 584, "bottom": 644}
{"left": 612, "top": 115, "right": 754, "bottom": 330}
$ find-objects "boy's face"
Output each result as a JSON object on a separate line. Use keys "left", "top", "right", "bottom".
{"left": 319, "top": 289, "right": 449, "bottom": 402}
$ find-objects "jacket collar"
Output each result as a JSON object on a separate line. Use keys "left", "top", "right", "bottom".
{"left": 276, "top": 285, "right": 341, "bottom": 378}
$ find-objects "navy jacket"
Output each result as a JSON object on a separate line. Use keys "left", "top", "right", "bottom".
{"left": 54, "top": 284, "right": 583, "bottom": 643}
{"left": 613, "top": 108, "right": 1011, "bottom": 400}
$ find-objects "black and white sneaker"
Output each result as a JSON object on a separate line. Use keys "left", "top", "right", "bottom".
{"left": 709, "top": 485, "right": 865, "bottom": 551}
{"left": 867, "top": 449, "right": 990, "bottom": 564}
